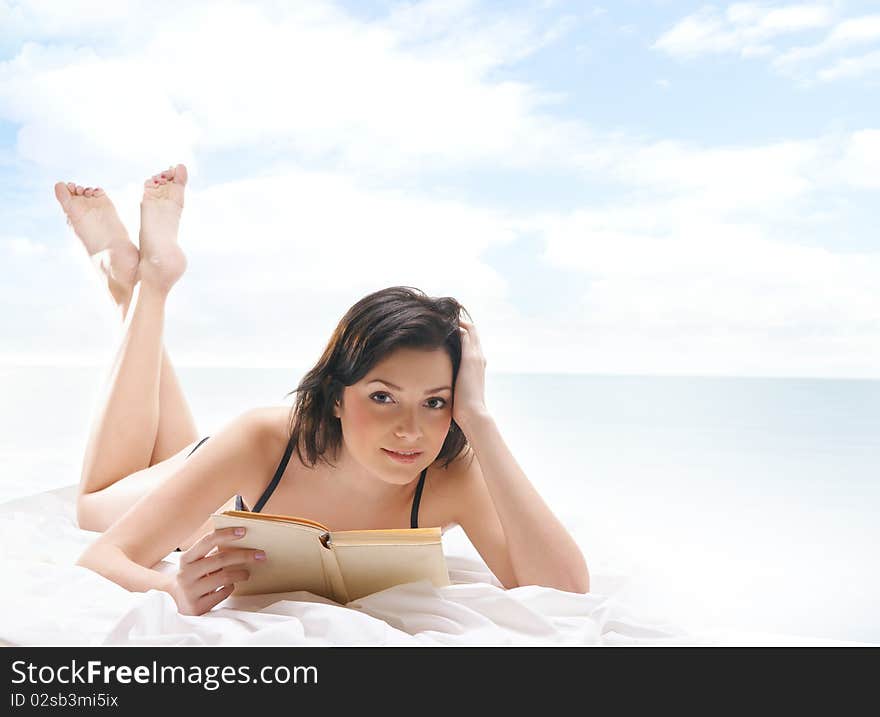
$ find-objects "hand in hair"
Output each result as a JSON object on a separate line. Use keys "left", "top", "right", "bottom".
{"left": 453, "top": 318, "right": 489, "bottom": 427}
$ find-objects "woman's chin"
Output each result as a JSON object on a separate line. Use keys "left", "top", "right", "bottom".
{"left": 377, "top": 465, "right": 423, "bottom": 482}
{"left": 376, "top": 452, "right": 428, "bottom": 481}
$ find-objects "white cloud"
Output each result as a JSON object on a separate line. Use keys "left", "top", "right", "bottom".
{"left": 600, "top": 138, "right": 820, "bottom": 215}
{"left": 653, "top": 3, "right": 834, "bottom": 58}
{"left": 826, "top": 13, "right": 880, "bottom": 44}
{"left": 655, "top": 4, "right": 880, "bottom": 85}
{"left": 180, "top": 166, "right": 516, "bottom": 303}
{"left": 835, "top": 129, "right": 880, "bottom": 188}
{"left": 741, "top": 43, "right": 775, "bottom": 57}
{"left": 536, "top": 208, "right": 878, "bottom": 329}
{"left": 504, "top": 206, "right": 880, "bottom": 376}
{"left": 816, "top": 47, "right": 880, "bottom": 81}
{"left": 653, "top": 10, "right": 733, "bottom": 57}
{"left": 0, "top": 0, "right": 582, "bottom": 182}
{"left": 775, "top": 14, "right": 880, "bottom": 68}
{"left": 498, "top": 130, "right": 880, "bottom": 376}
{"left": 0, "top": 236, "right": 48, "bottom": 255}
{"left": 727, "top": 2, "right": 833, "bottom": 33}
{"left": 0, "top": 0, "right": 150, "bottom": 40}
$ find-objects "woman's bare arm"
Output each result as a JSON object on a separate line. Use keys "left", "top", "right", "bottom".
{"left": 454, "top": 414, "right": 589, "bottom": 593}
{"left": 76, "top": 408, "right": 270, "bottom": 595}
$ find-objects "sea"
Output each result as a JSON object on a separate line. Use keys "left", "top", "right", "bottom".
{"left": 1, "top": 365, "right": 878, "bottom": 643}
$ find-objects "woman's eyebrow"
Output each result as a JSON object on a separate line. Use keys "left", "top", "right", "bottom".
{"left": 367, "top": 379, "right": 452, "bottom": 394}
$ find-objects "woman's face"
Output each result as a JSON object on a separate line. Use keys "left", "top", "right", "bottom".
{"left": 334, "top": 346, "right": 454, "bottom": 484}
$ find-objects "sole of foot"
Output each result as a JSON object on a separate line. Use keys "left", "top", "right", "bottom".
{"left": 53, "top": 181, "right": 140, "bottom": 306}
{"left": 138, "top": 164, "right": 189, "bottom": 292}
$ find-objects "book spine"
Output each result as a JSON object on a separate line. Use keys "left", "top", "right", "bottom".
{"left": 318, "top": 536, "right": 350, "bottom": 604}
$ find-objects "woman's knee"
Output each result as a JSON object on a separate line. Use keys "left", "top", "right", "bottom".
{"left": 75, "top": 492, "right": 99, "bottom": 532}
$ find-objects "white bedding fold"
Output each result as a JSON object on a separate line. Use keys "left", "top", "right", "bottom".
{"left": 1, "top": 486, "right": 871, "bottom": 647}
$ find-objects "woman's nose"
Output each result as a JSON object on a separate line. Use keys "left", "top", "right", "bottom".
{"left": 394, "top": 411, "right": 422, "bottom": 439}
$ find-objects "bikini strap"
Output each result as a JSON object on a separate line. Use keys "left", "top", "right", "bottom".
{"left": 253, "top": 437, "right": 296, "bottom": 513}
{"left": 410, "top": 468, "right": 428, "bottom": 529}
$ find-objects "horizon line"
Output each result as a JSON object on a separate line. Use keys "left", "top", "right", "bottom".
{"left": 0, "top": 362, "right": 877, "bottom": 382}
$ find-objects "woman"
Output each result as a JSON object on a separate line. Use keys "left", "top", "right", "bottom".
{"left": 54, "top": 164, "right": 589, "bottom": 616}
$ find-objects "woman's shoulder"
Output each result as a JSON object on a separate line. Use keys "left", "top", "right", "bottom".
{"left": 423, "top": 445, "right": 477, "bottom": 515}
{"left": 429, "top": 444, "right": 476, "bottom": 481}
{"left": 226, "top": 405, "right": 292, "bottom": 475}
{"left": 242, "top": 405, "right": 291, "bottom": 445}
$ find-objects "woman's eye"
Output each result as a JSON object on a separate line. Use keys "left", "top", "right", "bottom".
{"left": 370, "top": 393, "right": 447, "bottom": 409}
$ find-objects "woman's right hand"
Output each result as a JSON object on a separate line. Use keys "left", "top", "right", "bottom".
{"left": 166, "top": 527, "right": 266, "bottom": 615}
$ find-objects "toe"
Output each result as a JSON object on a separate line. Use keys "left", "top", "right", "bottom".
{"left": 54, "top": 182, "right": 72, "bottom": 207}
{"left": 172, "top": 163, "right": 188, "bottom": 186}
{"left": 66, "top": 182, "right": 76, "bottom": 194}
{"left": 75, "top": 185, "right": 84, "bottom": 196}
{"left": 84, "top": 187, "right": 94, "bottom": 197}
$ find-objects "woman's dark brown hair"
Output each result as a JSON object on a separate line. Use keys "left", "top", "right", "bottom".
{"left": 285, "top": 286, "right": 471, "bottom": 470}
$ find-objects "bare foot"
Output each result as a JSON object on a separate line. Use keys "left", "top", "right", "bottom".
{"left": 53, "top": 181, "right": 140, "bottom": 308}
{"left": 138, "top": 164, "right": 188, "bottom": 291}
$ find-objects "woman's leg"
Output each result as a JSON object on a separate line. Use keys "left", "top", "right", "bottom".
{"left": 80, "top": 280, "right": 174, "bottom": 496}
{"left": 55, "top": 166, "right": 193, "bottom": 526}
{"left": 150, "top": 349, "right": 200, "bottom": 465}
{"left": 119, "top": 287, "right": 199, "bottom": 465}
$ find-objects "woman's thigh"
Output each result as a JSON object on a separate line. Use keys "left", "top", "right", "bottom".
{"left": 76, "top": 437, "right": 205, "bottom": 533}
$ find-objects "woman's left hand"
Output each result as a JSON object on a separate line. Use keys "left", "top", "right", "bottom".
{"left": 453, "top": 318, "right": 489, "bottom": 428}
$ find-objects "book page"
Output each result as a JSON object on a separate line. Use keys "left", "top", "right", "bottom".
{"left": 331, "top": 540, "right": 451, "bottom": 602}
{"left": 220, "top": 510, "right": 329, "bottom": 532}
{"left": 210, "top": 513, "right": 334, "bottom": 599}
{"left": 328, "top": 526, "right": 442, "bottom": 546}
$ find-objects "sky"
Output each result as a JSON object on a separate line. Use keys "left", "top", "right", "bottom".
{"left": 0, "top": 0, "right": 878, "bottom": 376}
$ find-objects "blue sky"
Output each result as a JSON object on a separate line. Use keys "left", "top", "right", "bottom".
{"left": 0, "top": 0, "right": 878, "bottom": 376}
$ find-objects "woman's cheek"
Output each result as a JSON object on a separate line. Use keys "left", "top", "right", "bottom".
{"left": 346, "top": 396, "right": 381, "bottom": 436}
{"left": 430, "top": 409, "right": 453, "bottom": 440}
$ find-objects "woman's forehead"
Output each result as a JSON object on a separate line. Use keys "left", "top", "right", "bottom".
{"left": 363, "top": 347, "right": 452, "bottom": 385}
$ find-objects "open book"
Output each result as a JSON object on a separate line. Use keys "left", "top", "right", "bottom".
{"left": 210, "top": 510, "right": 451, "bottom": 604}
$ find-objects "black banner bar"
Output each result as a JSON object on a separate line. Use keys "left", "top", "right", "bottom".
{"left": 3, "top": 646, "right": 876, "bottom": 711}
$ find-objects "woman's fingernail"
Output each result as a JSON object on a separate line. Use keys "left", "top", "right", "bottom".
{"left": 234, "top": 528, "right": 245, "bottom": 536}
{"left": 254, "top": 551, "right": 266, "bottom": 561}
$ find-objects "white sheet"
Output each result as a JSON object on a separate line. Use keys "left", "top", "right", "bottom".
{"left": 0, "top": 486, "right": 872, "bottom": 647}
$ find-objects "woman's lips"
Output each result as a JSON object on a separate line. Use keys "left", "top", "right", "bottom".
{"left": 381, "top": 448, "right": 423, "bottom": 464}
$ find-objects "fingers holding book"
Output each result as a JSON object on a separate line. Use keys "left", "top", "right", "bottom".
{"left": 170, "top": 527, "right": 267, "bottom": 615}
